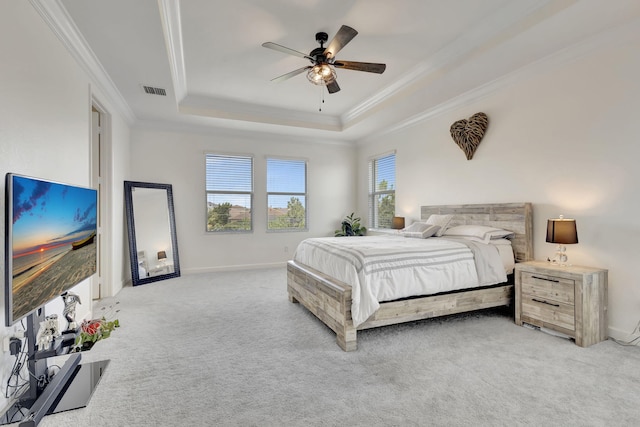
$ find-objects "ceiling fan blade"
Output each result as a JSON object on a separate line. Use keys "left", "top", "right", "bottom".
{"left": 326, "top": 79, "right": 340, "bottom": 94}
{"left": 270, "top": 66, "right": 311, "bottom": 83}
{"left": 333, "top": 60, "right": 386, "bottom": 74}
{"left": 262, "top": 42, "right": 313, "bottom": 61}
{"left": 323, "top": 25, "right": 358, "bottom": 59}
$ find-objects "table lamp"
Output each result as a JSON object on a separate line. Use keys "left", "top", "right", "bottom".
{"left": 546, "top": 215, "right": 578, "bottom": 266}
{"left": 157, "top": 251, "right": 167, "bottom": 264}
{"left": 392, "top": 216, "right": 405, "bottom": 230}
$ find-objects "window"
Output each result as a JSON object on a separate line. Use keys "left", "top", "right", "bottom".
{"left": 205, "top": 154, "right": 253, "bottom": 232}
{"left": 267, "top": 158, "right": 307, "bottom": 231}
{"left": 368, "top": 152, "right": 396, "bottom": 229}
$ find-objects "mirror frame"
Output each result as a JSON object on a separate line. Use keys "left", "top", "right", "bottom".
{"left": 124, "top": 181, "right": 181, "bottom": 286}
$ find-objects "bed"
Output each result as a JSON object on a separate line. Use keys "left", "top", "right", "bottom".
{"left": 287, "top": 202, "right": 533, "bottom": 351}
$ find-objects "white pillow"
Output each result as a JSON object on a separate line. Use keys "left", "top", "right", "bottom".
{"left": 443, "top": 225, "right": 514, "bottom": 243}
{"left": 402, "top": 223, "right": 440, "bottom": 239}
{"left": 488, "top": 238, "right": 513, "bottom": 246}
{"left": 425, "top": 214, "right": 454, "bottom": 237}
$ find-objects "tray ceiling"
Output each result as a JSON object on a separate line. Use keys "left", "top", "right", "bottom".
{"left": 37, "top": 0, "right": 640, "bottom": 142}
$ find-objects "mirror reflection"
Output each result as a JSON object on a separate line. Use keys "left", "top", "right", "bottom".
{"left": 124, "top": 181, "right": 180, "bottom": 286}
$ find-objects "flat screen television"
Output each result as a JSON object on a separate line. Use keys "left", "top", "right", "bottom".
{"left": 4, "top": 173, "right": 97, "bottom": 326}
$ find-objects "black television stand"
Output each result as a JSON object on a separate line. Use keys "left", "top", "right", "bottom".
{"left": 0, "top": 310, "right": 109, "bottom": 427}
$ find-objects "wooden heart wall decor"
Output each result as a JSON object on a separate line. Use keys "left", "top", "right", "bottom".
{"left": 449, "top": 112, "right": 489, "bottom": 160}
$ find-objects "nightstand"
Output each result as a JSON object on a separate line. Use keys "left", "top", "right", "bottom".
{"left": 148, "top": 263, "right": 174, "bottom": 277}
{"left": 515, "top": 261, "right": 608, "bottom": 347}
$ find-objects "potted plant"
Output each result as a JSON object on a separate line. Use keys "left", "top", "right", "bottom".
{"left": 335, "top": 212, "right": 367, "bottom": 236}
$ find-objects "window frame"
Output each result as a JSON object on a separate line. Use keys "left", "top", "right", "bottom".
{"left": 368, "top": 151, "right": 396, "bottom": 229}
{"left": 205, "top": 153, "right": 254, "bottom": 233}
{"left": 266, "top": 156, "right": 308, "bottom": 232}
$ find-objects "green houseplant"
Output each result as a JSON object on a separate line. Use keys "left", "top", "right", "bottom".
{"left": 335, "top": 212, "right": 367, "bottom": 237}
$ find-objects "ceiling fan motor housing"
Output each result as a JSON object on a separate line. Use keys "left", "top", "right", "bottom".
{"left": 309, "top": 48, "right": 327, "bottom": 63}
{"left": 311, "top": 32, "right": 330, "bottom": 63}
{"left": 315, "top": 32, "right": 329, "bottom": 45}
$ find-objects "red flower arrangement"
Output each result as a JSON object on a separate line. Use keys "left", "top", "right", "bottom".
{"left": 73, "top": 302, "right": 120, "bottom": 352}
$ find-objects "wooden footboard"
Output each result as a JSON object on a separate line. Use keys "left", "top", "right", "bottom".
{"left": 287, "top": 260, "right": 357, "bottom": 351}
{"left": 288, "top": 260, "right": 513, "bottom": 351}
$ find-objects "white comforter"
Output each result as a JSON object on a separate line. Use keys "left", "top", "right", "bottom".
{"left": 293, "top": 235, "right": 507, "bottom": 327}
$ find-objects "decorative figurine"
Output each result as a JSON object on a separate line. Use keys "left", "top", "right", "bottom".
{"left": 36, "top": 314, "right": 60, "bottom": 351}
{"left": 61, "top": 291, "right": 82, "bottom": 331}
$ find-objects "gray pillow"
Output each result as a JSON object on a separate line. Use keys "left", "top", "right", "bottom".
{"left": 402, "top": 223, "right": 440, "bottom": 239}
{"left": 425, "top": 214, "right": 454, "bottom": 236}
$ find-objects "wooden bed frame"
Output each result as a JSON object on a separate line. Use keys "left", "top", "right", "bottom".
{"left": 287, "top": 202, "right": 533, "bottom": 351}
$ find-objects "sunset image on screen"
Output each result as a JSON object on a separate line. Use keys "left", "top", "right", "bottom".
{"left": 10, "top": 175, "right": 97, "bottom": 321}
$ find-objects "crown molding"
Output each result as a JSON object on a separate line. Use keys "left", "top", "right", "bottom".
{"left": 30, "top": 0, "right": 136, "bottom": 124}
{"left": 180, "top": 95, "right": 343, "bottom": 132}
{"left": 371, "top": 15, "right": 640, "bottom": 141}
{"left": 133, "top": 118, "right": 354, "bottom": 147}
{"left": 342, "top": 0, "right": 556, "bottom": 126}
{"left": 158, "top": 0, "right": 187, "bottom": 104}
{"left": 31, "top": 0, "right": 634, "bottom": 143}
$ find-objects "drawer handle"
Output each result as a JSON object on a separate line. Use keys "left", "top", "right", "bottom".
{"left": 531, "top": 275, "right": 560, "bottom": 283}
{"left": 532, "top": 298, "right": 560, "bottom": 307}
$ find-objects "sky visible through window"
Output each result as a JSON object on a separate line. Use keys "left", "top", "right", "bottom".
{"left": 267, "top": 158, "right": 306, "bottom": 209}
{"left": 207, "top": 194, "right": 251, "bottom": 206}
{"left": 267, "top": 194, "right": 305, "bottom": 208}
{"left": 376, "top": 154, "right": 395, "bottom": 190}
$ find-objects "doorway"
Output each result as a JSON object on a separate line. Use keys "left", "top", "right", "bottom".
{"left": 90, "top": 103, "right": 112, "bottom": 299}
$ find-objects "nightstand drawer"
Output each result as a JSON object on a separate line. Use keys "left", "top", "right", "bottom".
{"left": 521, "top": 272, "right": 574, "bottom": 305}
{"left": 521, "top": 297, "right": 575, "bottom": 331}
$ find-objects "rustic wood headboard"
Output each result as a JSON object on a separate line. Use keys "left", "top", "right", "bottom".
{"left": 420, "top": 202, "right": 533, "bottom": 263}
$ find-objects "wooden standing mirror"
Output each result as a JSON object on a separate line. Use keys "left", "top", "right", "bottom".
{"left": 124, "top": 181, "right": 181, "bottom": 286}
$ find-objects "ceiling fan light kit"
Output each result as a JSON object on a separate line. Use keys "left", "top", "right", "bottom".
{"left": 307, "top": 63, "right": 337, "bottom": 85}
{"left": 262, "top": 25, "right": 386, "bottom": 95}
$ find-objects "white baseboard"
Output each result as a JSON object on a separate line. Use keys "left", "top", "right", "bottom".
{"left": 607, "top": 325, "right": 640, "bottom": 346}
{"left": 118, "top": 263, "right": 285, "bottom": 288}
{"left": 182, "top": 262, "right": 287, "bottom": 275}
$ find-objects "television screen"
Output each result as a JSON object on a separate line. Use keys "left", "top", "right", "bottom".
{"left": 5, "top": 173, "right": 97, "bottom": 326}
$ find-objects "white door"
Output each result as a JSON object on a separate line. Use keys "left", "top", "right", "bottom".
{"left": 91, "top": 108, "right": 103, "bottom": 300}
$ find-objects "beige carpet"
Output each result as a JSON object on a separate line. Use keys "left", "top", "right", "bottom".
{"left": 14, "top": 267, "right": 640, "bottom": 426}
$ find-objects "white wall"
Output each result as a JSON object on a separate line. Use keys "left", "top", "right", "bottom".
{"left": 129, "top": 127, "right": 356, "bottom": 274}
{"left": 108, "top": 109, "right": 133, "bottom": 294}
{"left": 0, "top": 2, "right": 131, "bottom": 411}
{"left": 357, "top": 30, "right": 640, "bottom": 342}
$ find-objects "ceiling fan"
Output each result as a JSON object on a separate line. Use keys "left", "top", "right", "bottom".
{"left": 262, "top": 25, "right": 386, "bottom": 94}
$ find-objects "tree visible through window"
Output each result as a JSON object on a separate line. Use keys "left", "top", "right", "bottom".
{"left": 267, "top": 158, "right": 307, "bottom": 231}
{"left": 368, "top": 153, "right": 396, "bottom": 229}
{"left": 206, "top": 154, "right": 253, "bottom": 232}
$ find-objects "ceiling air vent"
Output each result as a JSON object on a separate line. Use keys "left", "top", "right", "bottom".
{"left": 142, "top": 85, "right": 167, "bottom": 96}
